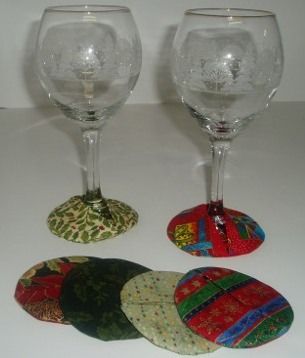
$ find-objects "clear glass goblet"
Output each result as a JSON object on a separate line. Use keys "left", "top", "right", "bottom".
{"left": 168, "top": 8, "right": 283, "bottom": 257}
{"left": 35, "top": 5, "right": 142, "bottom": 243}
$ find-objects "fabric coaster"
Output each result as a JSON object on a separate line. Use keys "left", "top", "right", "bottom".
{"left": 60, "top": 258, "right": 150, "bottom": 341}
{"left": 175, "top": 267, "right": 294, "bottom": 348}
{"left": 14, "top": 256, "right": 90, "bottom": 324}
{"left": 48, "top": 196, "right": 138, "bottom": 243}
{"left": 121, "top": 271, "right": 220, "bottom": 355}
{"left": 167, "top": 204, "right": 264, "bottom": 257}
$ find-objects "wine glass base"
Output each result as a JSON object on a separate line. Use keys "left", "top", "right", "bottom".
{"left": 47, "top": 196, "right": 138, "bottom": 243}
{"left": 167, "top": 204, "right": 265, "bottom": 257}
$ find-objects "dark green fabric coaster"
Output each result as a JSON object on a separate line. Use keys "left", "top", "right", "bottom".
{"left": 60, "top": 258, "right": 150, "bottom": 341}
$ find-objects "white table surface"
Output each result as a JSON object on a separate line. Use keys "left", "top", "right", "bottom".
{"left": 0, "top": 102, "right": 304, "bottom": 357}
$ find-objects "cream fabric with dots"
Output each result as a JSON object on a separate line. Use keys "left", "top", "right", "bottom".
{"left": 120, "top": 271, "right": 219, "bottom": 355}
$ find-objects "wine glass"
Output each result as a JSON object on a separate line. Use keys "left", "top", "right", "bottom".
{"left": 168, "top": 8, "right": 283, "bottom": 257}
{"left": 35, "top": 5, "right": 142, "bottom": 243}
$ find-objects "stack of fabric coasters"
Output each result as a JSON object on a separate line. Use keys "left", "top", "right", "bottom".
{"left": 15, "top": 257, "right": 294, "bottom": 354}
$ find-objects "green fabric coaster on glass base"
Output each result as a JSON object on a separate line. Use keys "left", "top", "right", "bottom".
{"left": 47, "top": 196, "right": 138, "bottom": 243}
{"left": 121, "top": 271, "right": 220, "bottom": 355}
{"left": 60, "top": 258, "right": 150, "bottom": 341}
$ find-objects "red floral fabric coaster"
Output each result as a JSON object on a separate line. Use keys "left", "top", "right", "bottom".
{"left": 174, "top": 267, "right": 294, "bottom": 348}
{"left": 14, "top": 256, "right": 91, "bottom": 324}
{"left": 167, "top": 204, "right": 264, "bottom": 257}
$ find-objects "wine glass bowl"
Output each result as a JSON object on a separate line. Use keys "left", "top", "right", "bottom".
{"left": 168, "top": 8, "right": 283, "bottom": 257}
{"left": 36, "top": 5, "right": 141, "bottom": 127}
{"left": 172, "top": 8, "right": 283, "bottom": 140}
{"left": 35, "top": 5, "right": 141, "bottom": 243}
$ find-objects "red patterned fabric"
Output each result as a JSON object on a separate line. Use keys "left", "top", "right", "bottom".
{"left": 14, "top": 256, "right": 90, "bottom": 323}
{"left": 174, "top": 267, "right": 294, "bottom": 348}
{"left": 167, "top": 204, "right": 264, "bottom": 257}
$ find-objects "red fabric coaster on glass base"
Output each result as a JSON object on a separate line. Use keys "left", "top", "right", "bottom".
{"left": 167, "top": 204, "right": 264, "bottom": 257}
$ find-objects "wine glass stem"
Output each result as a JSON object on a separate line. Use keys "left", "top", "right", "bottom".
{"left": 81, "top": 128, "right": 111, "bottom": 217}
{"left": 208, "top": 139, "right": 231, "bottom": 216}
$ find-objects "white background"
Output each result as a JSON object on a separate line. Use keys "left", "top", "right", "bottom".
{"left": 0, "top": 0, "right": 305, "bottom": 108}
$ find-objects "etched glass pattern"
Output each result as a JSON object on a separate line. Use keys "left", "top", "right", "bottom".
{"left": 172, "top": 16, "right": 283, "bottom": 139}
{"left": 36, "top": 9, "right": 141, "bottom": 125}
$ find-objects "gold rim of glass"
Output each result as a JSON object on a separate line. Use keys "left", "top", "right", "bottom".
{"left": 185, "top": 8, "right": 275, "bottom": 18}
{"left": 45, "top": 5, "right": 130, "bottom": 13}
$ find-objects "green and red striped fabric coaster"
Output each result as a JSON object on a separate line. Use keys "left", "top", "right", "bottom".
{"left": 174, "top": 267, "right": 294, "bottom": 348}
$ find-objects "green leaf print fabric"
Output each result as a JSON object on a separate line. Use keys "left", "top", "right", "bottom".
{"left": 60, "top": 258, "right": 150, "bottom": 340}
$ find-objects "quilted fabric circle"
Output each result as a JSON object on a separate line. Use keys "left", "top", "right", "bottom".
{"left": 174, "top": 267, "right": 294, "bottom": 348}
{"left": 14, "top": 256, "right": 90, "bottom": 324}
{"left": 167, "top": 204, "right": 265, "bottom": 257}
{"left": 60, "top": 258, "right": 150, "bottom": 341}
{"left": 48, "top": 196, "right": 138, "bottom": 243}
{"left": 121, "top": 271, "right": 220, "bottom": 354}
